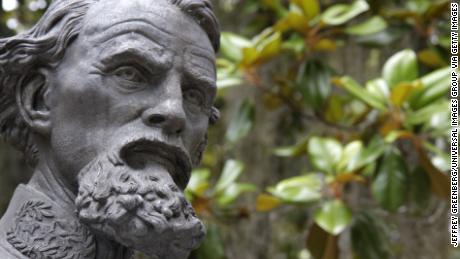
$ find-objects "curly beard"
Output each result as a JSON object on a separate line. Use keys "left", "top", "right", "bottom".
{"left": 75, "top": 151, "right": 205, "bottom": 259}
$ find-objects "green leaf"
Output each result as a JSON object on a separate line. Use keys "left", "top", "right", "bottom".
{"left": 297, "top": 60, "right": 332, "bottom": 110}
{"left": 185, "top": 168, "right": 211, "bottom": 197}
{"left": 356, "top": 137, "right": 387, "bottom": 168}
{"left": 406, "top": 100, "right": 449, "bottom": 126}
{"left": 354, "top": 27, "right": 404, "bottom": 47}
{"left": 321, "top": 0, "right": 369, "bottom": 26}
{"left": 382, "top": 49, "right": 418, "bottom": 88}
{"left": 308, "top": 136, "right": 343, "bottom": 174}
{"left": 337, "top": 76, "right": 387, "bottom": 111}
{"left": 217, "top": 76, "right": 243, "bottom": 89}
{"left": 290, "top": 0, "right": 320, "bottom": 20}
{"left": 274, "top": 11, "right": 310, "bottom": 32}
{"left": 338, "top": 140, "right": 363, "bottom": 173}
{"left": 371, "top": 150, "right": 409, "bottom": 212}
{"left": 242, "top": 28, "right": 282, "bottom": 66}
{"left": 314, "top": 199, "right": 352, "bottom": 235}
{"left": 365, "top": 78, "right": 389, "bottom": 103}
{"left": 220, "top": 32, "right": 251, "bottom": 62}
{"left": 345, "top": 16, "right": 387, "bottom": 35}
{"left": 225, "top": 100, "right": 255, "bottom": 143}
{"left": 351, "top": 212, "right": 391, "bottom": 259}
{"left": 268, "top": 174, "right": 322, "bottom": 203}
{"left": 409, "top": 67, "right": 451, "bottom": 109}
{"left": 256, "top": 194, "right": 282, "bottom": 212}
{"left": 273, "top": 138, "right": 309, "bottom": 157}
{"left": 214, "top": 159, "right": 244, "bottom": 194}
{"left": 217, "top": 183, "right": 257, "bottom": 206}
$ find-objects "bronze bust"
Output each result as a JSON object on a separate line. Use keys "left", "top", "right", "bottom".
{"left": 0, "top": 0, "right": 220, "bottom": 258}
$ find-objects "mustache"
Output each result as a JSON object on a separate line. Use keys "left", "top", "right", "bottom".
{"left": 108, "top": 134, "right": 193, "bottom": 190}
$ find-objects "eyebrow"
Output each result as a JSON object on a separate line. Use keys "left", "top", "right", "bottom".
{"left": 183, "top": 68, "right": 217, "bottom": 93}
{"left": 98, "top": 44, "right": 174, "bottom": 73}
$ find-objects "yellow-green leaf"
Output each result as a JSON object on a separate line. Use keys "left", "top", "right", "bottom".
{"left": 215, "top": 159, "right": 244, "bottom": 193}
{"left": 321, "top": 0, "right": 369, "bottom": 26}
{"left": 256, "top": 194, "right": 282, "bottom": 212}
{"left": 345, "top": 16, "right": 387, "bottom": 35}
{"left": 290, "top": 0, "right": 320, "bottom": 20}
{"left": 337, "top": 76, "right": 387, "bottom": 111}
{"left": 382, "top": 49, "right": 418, "bottom": 88}
{"left": 308, "top": 136, "right": 343, "bottom": 174}
{"left": 268, "top": 174, "right": 322, "bottom": 203}
{"left": 314, "top": 199, "right": 352, "bottom": 235}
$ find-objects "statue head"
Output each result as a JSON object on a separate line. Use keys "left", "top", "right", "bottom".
{"left": 0, "top": 0, "right": 220, "bottom": 257}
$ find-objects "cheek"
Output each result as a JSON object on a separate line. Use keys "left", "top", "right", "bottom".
{"left": 48, "top": 76, "right": 117, "bottom": 175}
{"left": 183, "top": 116, "right": 209, "bottom": 155}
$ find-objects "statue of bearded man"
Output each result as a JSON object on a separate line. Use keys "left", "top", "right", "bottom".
{"left": 0, "top": 0, "right": 220, "bottom": 258}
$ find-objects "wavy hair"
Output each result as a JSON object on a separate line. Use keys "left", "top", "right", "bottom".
{"left": 0, "top": 0, "right": 220, "bottom": 165}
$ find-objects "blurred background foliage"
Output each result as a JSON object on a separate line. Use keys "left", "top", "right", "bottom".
{"left": 0, "top": 0, "right": 458, "bottom": 259}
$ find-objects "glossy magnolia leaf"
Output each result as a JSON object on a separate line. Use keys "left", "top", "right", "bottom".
{"left": 406, "top": 100, "right": 449, "bottom": 126}
{"left": 256, "top": 194, "right": 282, "bottom": 212}
{"left": 219, "top": 32, "right": 251, "bottom": 62}
{"left": 268, "top": 174, "right": 322, "bottom": 203}
{"left": 312, "top": 38, "right": 338, "bottom": 52}
{"left": 274, "top": 11, "right": 310, "bottom": 32}
{"left": 337, "top": 76, "right": 387, "bottom": 111}
{"left": 297, "top": 60, "right": 332, "bottom": 110}
{"left": 217, "top": 76, "right": 243, "bottom": 89}
{"left": 321, "top": 0, "right": 369, "bottom": 26}
{"left": 314, "top": 199, "right": 352, "bottom": 235}
{"left": 351, "top": 212, "right": 391, "bottom": 259}
{"left": 382, "top": 49, "right": 418, "bottom": 88}
{"left": 217, "top": 183, "right": 257, "bottom": 206}
{"left": 281, "top": 34, "right": 306, "bottom": 54}
{"left": 354, "top": 27, "right": 404, "bottom": 47}
{"left": 192, "top": 224, "right": 226, "bottom": 259}
{"left": 418, "top": 48, "right": 448, "bottom": 68}
{"left": 337, "top": 140, "right": 363, "bottom": 173}
{"left": 273, "top": 138, "right": 309, "bottom": 157}
{"left": 355, "top": 137, "right": 387, "bottom": 169}
{"left": 365, "top": 78, "right": 389, "bottom": 103}
{"left": 290, "top": 0, "right": 320, "bottom": 20}
{"left": 186, "top": 168, "right": 211, "bottom": 197}
{"left": 225, "top": 100, "right": 255, "bottom": 143}
{"left": 242, "top": 28, "right": 282, "bottom": 67}
{"left": 308, "top": 136, "right": 343, "bottom": 174}
{"left": 389, "top": 81, "right": 421, "bottom": 107}
{"left": 345, "top": 16, "right": 387, "bottom": 35}
{"left": 371, "top": 150, "right": 409, "bottom": 212}
{"left": 409, "top": 67, "right": 451, "bottom": 109}
{"left": 306, "top": 223, "right": 339, "bottom": 259}
{"left": 214, "top": 159, "right": 244, "bottom": 194}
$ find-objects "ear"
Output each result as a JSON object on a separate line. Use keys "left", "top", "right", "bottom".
{"left": 16, "top": 69, "right": 52, "bottom": 136}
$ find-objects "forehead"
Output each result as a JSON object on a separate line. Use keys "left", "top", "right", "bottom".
{"left": 80, "top": 0, "right": 215, "bottom": 60}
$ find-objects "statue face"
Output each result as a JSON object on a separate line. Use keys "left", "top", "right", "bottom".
{"left": 41, "top": 0, "right": 216, "bottom": 257}
{"left": 47, "top": 0, "right": 216, "bottom": 186}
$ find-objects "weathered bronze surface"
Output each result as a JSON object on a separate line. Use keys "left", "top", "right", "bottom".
{"left": 0, "top": 0, "right": 220, "bottom": 258}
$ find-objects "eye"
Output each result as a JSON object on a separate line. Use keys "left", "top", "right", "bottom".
{"left": 113, "top": 66, "right": 146, "bottom": 83}
{"left": 183, "top": 88, "right": 205, "bottom": 107}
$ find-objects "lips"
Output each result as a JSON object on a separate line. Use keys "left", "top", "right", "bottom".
{"left": 119, "top": 138, "right": 192, "bottom": 190}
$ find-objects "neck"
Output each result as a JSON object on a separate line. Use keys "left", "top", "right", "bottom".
{"left": 28, "top": 159, "right": 77, "bottom": 212}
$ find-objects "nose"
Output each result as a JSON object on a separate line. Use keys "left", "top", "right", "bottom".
{"left": 141, "top": 99, "right": 186, "bottom": 135}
